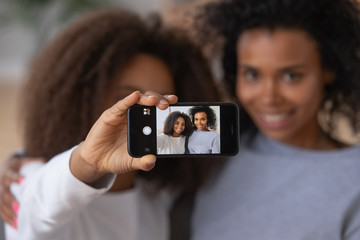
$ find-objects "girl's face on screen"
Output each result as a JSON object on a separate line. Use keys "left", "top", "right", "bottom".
{"left": 173, "top": 117, "right": 185, "bottom": 137}
{"left": 236, "top": 28, "right": 333, "bottom": 148}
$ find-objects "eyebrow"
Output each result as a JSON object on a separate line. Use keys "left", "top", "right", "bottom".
{"left": 278, "top": 65, "right": 306, "bottom": 72}
{"left": 238, "top": 64, "right": 306, "bottom": 71}
{"left": 237, "top": 64, "right": 256, "bottom": 70}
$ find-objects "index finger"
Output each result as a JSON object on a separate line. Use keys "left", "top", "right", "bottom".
{"left": 142, "top": 91, "right": 178, "bottom": 110}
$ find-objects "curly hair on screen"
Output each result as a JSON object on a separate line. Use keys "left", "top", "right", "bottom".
{"left": 196, "top": 0, "right": 360, "bottom": 134}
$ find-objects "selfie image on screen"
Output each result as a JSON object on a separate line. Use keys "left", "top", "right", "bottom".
{"left": 156, "top": 106, "right": 220, "bottom": 155}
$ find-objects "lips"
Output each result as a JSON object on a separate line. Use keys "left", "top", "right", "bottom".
{"left": 175, "top": 127, "right": 184, "bottom": 133}
{"left": 196, "top": 125, "right": 205, "bottom": 130}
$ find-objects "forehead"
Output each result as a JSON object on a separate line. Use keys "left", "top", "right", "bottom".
{"left": 176, "top": 116, "right": 185, "bottom": 121}
{"left": 195, "top": 112, "right": 207, "bottom": 117}
{"left": 236, "top": 28, "right": 321, "bottom": 66}
{"left": 113, "top": 54, "right": 175, "bottom": 94}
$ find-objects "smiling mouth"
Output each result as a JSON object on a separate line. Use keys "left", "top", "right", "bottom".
{"left": 257, "top": 111, "right": 293, "bottom": 129}
{"left": 262, "top": 113, "right": 289, "bottom": 123}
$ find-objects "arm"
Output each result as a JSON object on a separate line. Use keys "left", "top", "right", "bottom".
{"left": 7, "top": 148, "right": 114, "bottom": 239}
{"left": 0, "top": 152, "right": 45, "bottom": 228}
{"left": 157, "top": 134, "right": 167, "bottom": 154}
{"left": 211, "top": 132, "right": 221, "bottom": 154}
{"left": 69, "top": 91, "right": 177, "bottom": 185}
{"left": 8, "top": 91, "right": 177, "bottom": 239}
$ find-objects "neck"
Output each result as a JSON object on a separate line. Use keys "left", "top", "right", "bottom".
{"left": 172, "top": 132, "right": 181, "bottom": 137}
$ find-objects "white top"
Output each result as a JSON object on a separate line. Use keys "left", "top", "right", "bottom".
{"left": 157, "top": 134, "right": 186, "bottom": 154}
{"left": 5, "top": 148, "right": 173, "bottom": 240}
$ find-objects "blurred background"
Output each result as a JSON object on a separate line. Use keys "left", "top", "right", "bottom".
{"left": 0, "top": 0, "right": 206, "bottom": 163}
{"left": 0, "top": 0, "right": 359, "bottom": 164}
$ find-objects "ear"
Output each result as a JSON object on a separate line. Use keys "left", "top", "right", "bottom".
{"left": 322, "top": 69, "right": 334, "bottom": 84}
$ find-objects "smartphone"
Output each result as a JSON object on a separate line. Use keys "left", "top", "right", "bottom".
{"left": 127, "top": 102, "right": 239, "bottom": 158}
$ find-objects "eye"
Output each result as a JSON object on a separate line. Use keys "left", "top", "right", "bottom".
{"left": 283, "top": 72, "right": 301, "bottom": 83}
{"left": 242, "top": 69, "right": 259, "bottom": 82}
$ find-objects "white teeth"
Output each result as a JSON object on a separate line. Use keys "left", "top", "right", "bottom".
{"left": 263, "top": 113, "right": 288, "bottom": 123}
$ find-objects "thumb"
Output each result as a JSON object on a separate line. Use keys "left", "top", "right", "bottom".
{"left": 137, "top": 155, "right": 156, "bottom": 171}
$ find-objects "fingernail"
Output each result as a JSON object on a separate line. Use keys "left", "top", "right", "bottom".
{"left": 12, "top": 203, "right": 19, "bottom": 212}
{"left": 18, "top": 177, "right": 24, "bottom": 184}
{"left": 159, "top": 99, "right": 168, "bottom": 105}
{"left": 164, "top": 95, "right": 176, "bottom": 98}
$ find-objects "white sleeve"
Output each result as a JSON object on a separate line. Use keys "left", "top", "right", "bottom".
{"left": 157, "top": 134, "right": 166, "bottom": 153}
{"left": 6, "top": 147, "right": 116, "bottom": 240}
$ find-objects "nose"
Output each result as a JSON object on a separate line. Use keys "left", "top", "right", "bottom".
{"left": 260, "top": 78, "right": 281, "bottom": 105}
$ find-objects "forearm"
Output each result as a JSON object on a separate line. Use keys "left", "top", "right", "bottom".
{"left": 12, "top": 148, "right": 115, "bottom": 239}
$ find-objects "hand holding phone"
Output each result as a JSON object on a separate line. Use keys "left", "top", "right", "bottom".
{"left": 70, "top": 91, "right": 178, "bottom": 184}
{"left": 127, "top": 102, "right": 239, "bottom": 158}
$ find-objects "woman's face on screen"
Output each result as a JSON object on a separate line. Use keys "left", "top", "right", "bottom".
{"left": 194, "top": 112, "right": 208, "bottom": 131}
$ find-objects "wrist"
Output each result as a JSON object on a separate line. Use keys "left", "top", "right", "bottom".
{"left": 70, "top": 143, "right": 107, "bottom": 186}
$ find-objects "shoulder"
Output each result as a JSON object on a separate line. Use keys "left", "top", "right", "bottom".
{"left": 208, "top": 130, "right": 220, "bottom": 138}
{"left": 158, "top": 134, "right": 169, "bottom": 139}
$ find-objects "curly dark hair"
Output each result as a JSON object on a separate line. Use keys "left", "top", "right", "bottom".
{"left": 163, "top": 111, "right": 194, "bottom": 137}
{"left": 189, "top": 106, "right": 217, "bottom": 130}
{"left": 21, "top": 8, "right": 220, "bottom": 193}
{"left": 196, "top": 0, "right": 360, "bottom": 135}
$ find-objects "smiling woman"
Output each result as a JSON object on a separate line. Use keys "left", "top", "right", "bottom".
{"left": 192, "top": 0, "right": 360, "bottom": 239}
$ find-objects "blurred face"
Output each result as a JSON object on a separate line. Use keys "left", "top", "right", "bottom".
{"left": 106, "top": 54, "right": 175, "bottom": 107}
{"left": 172, "top": 117, "right": 185, "bottom": 137}
{"left": 236, "top": 28, "right": 332, "bottom": 147}
{"left": 194, "top": 112, "right": 208, "bottom": 131}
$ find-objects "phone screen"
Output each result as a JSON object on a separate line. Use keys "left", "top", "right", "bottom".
{"left": 155, "top": 105, "right": 220, "bottom": 155}
{"left": 128, "top": 103, "right": 239, "bottom": 158}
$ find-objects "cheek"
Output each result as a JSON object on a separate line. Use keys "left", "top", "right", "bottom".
{"left": 236, "top": 81, "right": 253, "bottom": 107}
{"left": 284, "top": 82, "right": 324, "bottom": 109}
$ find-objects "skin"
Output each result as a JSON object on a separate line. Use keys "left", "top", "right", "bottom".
{"left": 0, "top": 156, "right": 45, "bottom": 228}
{"left": 236, "top": 28, "right": 336, "bottom": 149}
{"left": 194, "top": 112, "right": 209, "bottom": 131}
{"left": 172, "top": 117, "right": 185, "bottom": 137}
{"left": 0, "top": 54, "right": 177, "bottom": 228}
{"left": 70, "top": 54, "right": 178, "bottom": 187}
{"left": 103, "top": 54, "right": 176, "bottom": 191}
{"left": 107, "top": 54, "right": 175, "bottom": 106}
